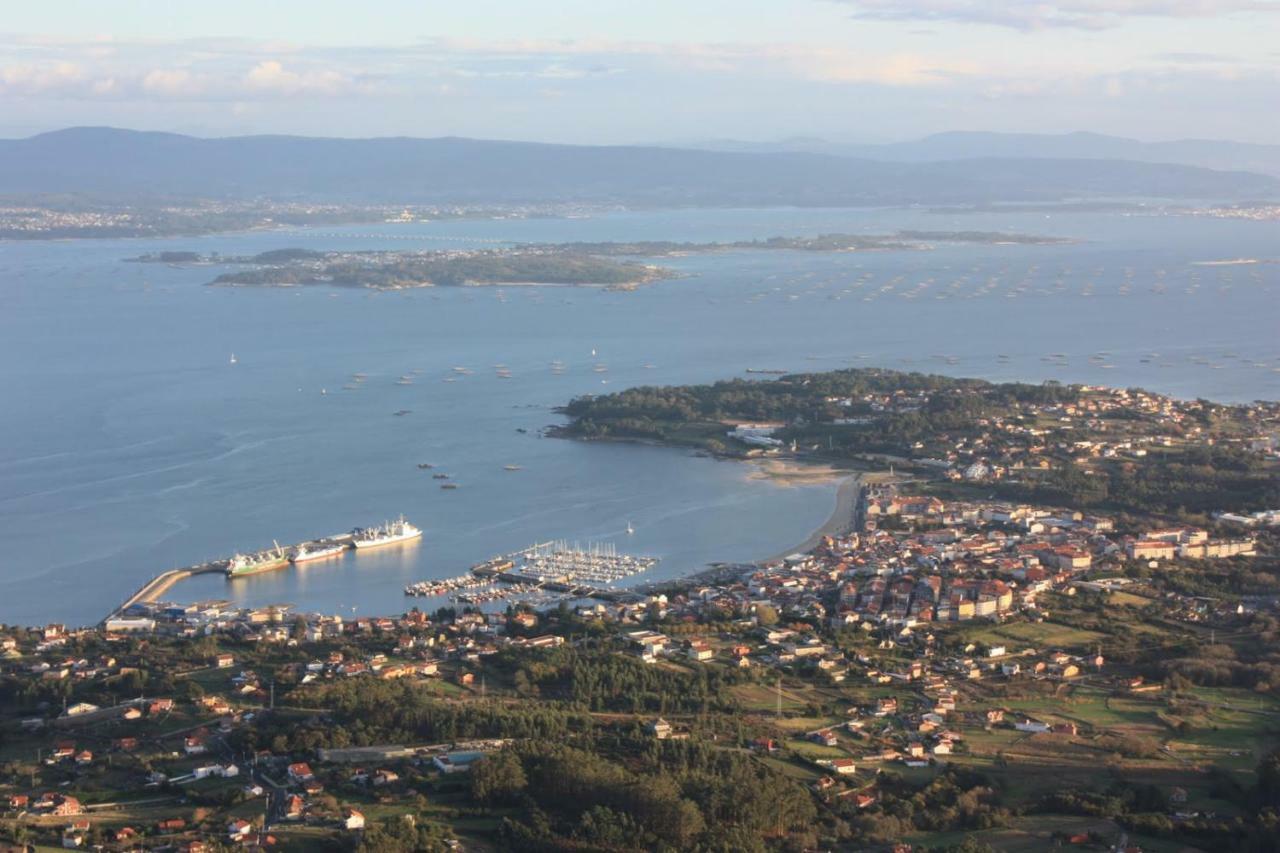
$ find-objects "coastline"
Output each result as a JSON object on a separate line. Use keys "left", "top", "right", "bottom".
{"left": 756, "top": 471, "right": 862, "bottom": 565}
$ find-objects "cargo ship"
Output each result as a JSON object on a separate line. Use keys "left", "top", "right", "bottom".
{"left": 352, "top": 516, "right": 422, "bottom": 549}
{"left": 291, "top": 541, "right": 349, "bottom": 563}
{"left": 226, "top": 545, "right": 289, "bottom": 578}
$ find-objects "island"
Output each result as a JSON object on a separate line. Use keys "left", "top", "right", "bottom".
{"left": 124, "top": 230, "right": 1074, "bottom": 291}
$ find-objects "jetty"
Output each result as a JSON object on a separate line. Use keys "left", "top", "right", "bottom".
{"left": 104, "top": 560, "right": 228, "bottom": 625}
{"left": 102, "top": 529, "right": 372, "bottom": 626}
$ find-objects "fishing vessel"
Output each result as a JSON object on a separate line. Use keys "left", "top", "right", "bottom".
{"left": 226, "top": 545, "right": 289, "bottom": 578}
{"left": 291, "top": 541, "right": 348, "bottom": 563}
{"left": 351, "top": 517, "right": 422, "bottom": 548}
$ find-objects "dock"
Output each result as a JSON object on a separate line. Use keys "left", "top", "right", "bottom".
{"left": 466, "top": 541, "right": 658, "bottom": 604}
{"left": 469, "top": 564, "right": 637, "bottom": 603}
{"left": 104, "top": 560, "right": 228, "bottom": 626}
{"left": 100, "top": 530, "right": 364, "bottom": 626}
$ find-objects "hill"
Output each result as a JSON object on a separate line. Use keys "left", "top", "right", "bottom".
{"left": 685, "top": 130, "right": 1280, "bottom": 179}
{"left": 1, "top": 127, "right": 1275, "bottom": 206}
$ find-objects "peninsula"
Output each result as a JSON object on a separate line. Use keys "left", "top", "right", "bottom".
{"left": 556, "top": 367, "right": 1280, "bottom": 520}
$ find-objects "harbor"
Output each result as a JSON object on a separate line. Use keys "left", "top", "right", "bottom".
{"left": 102, "top": 518, "right": 421, "bottom": 625}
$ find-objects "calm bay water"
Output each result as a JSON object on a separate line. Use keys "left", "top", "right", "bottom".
{"left": 0, "top": 207, "right": 1277, "bottom": 625}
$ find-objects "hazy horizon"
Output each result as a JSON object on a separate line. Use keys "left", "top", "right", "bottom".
{"left": 1, "top": 0, "right": 1278, "bottom": 145}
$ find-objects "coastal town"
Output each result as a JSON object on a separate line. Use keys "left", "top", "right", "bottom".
{"left": 2, "top": 370, "right": 1279, "bottom": 851}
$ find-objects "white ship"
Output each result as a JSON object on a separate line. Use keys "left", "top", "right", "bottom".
{"left": 352, "top": 516, "right": 422, "bottom": 549}
{"left": 291, "top": 541, "right": 349, "bottom": 563}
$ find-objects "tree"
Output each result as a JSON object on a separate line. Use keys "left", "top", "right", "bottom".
{"left": 470, "top": 750, "right": 527, "bottom": 805}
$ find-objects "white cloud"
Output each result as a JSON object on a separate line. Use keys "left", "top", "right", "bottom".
{"left": 830, "top": 0, "right": 1280, "bottom": 30}
{"left": 243, "top": 60, "right": 357, "bottom": 96}
{"left": 142, "top": 68, "right": 200, "bottom": 97}
{"left": 0, "top": 61, "right": 84, "bottom": 94}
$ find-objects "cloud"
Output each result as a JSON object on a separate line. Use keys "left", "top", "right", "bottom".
{"left": 829, "top": 0, "right": 1280, "bottom": 30}
{"left": 243, "top": 60, "right": 358, "bottom": 95}
{"left": 0, "top": 61, "right": 85, "bottom": 94}
{"left": 142, "top": 68, "right": 200, "bottom": 97}
{"left": 1150, "top": 51, "right": 1232, "bottom": 63}
{"left": 0, "top": 50, "right": 371, "bottom": 101}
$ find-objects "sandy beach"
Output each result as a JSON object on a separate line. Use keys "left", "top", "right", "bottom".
{"left": 756, "top": 471, "right": 863, "bottom": 564}
{"left": 746, "top": 458, "right": 850, "bottom": 486}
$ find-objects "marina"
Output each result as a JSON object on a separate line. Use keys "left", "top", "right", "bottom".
{"left": 506, "top": 541, "right": 658, "bottom": 585}
{"left": 401, "top": 541, "right": 660, "bottom": 608}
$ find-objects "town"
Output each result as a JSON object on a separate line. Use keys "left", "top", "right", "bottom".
{"left": 2, "top": 369, "right": 1279, "bottom": 852}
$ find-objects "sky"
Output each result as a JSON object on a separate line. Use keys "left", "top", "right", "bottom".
{"left": 0, "top": 0, "right": 1277, "bottom": 144}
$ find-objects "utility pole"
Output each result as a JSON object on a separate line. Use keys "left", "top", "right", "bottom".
{"left": 776, "top": 676, "right": 783, "bottom": 719}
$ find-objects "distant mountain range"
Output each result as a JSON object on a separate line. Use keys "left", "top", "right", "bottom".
{"left": 1, "top": 127, "right": 1275, "bottom": 207}
{"left": 680, "top": 131, "right": 1280, "bottom": 179}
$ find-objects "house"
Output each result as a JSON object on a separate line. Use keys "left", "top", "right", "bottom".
{"left": 810, "top": 729, "right": 839, "bottom": 748}
{"left": 687, "top": 640, "right": 714, "bottom": 662}
{"left": 931, "top": 741, "right": 953, "bottom": 756}
{"left": 48, "top": 795, "right": 83, "bottom": 816}
{"left": 156, "top": 817, "right": 187, "bottom": 832}
{"left": 1014, "top": 719, "right": 1050, "bottom": 733}
{"left": 344, "top": 808, "right": 366, "bottom": 831}
{"left": 227, "top": 819, "right": 253, "bottom": 840}
{"left": 184, "top": 735, "right": 207, "bottom": 755}
{"left": 372, "top": 769, "right": 400, "bottom": 786}
{"left": 284, "top": 794, "right": 305, "bottom": 820}
{"left": 287, "top": 762, "right": 315, "bottom": 783}
{"left": 829, "top": 758, "right": 857, "bottom": 775}
{"left": 647, "top": 718, "right": 673, "bottom": 740}
{"left": 8, "top": 794, "right": 29, "bottom": 810}
{"left": 214, "top": 653, "right": 235, "bottom": 668}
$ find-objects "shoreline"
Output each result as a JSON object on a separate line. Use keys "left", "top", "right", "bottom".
{"left": 756, "top": 471, "right": 862, "bottom": 565}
